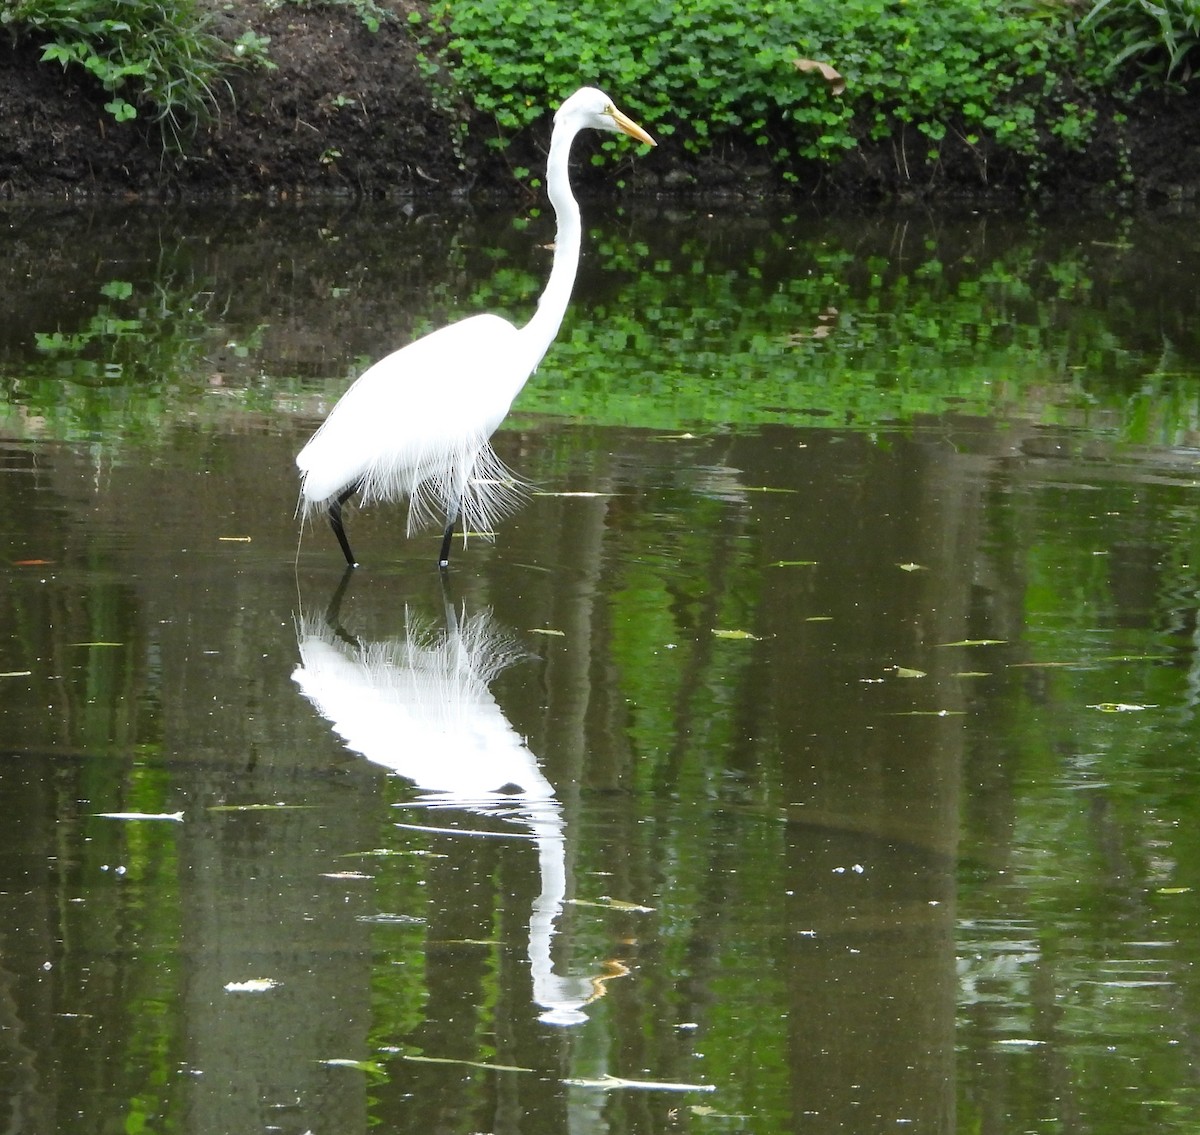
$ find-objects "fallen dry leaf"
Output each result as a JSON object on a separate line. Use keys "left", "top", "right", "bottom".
{"left": 794, "top": 58, "right": 846, "bottom": 95}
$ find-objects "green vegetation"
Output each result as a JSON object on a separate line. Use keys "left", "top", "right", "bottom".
{"left": 0, "top": 0, "right": 391, "bottom": 138}
{"left": 4, "top": 206, "right": 1198, "bottom": 449}
{"left": 435, "top": 0, "right": 1113, "bottom": 184}
{"left": 0, "top": 0, "right": 1190, "bottom": 187}
{"left": 1, "top": 0, "right": 1193, "bottom": 187}
{"left": 1081, "top": 0, "right": 1200, "bottom": 85}
{"left": 0, "top": 0, "right": 235, "bottom": 140}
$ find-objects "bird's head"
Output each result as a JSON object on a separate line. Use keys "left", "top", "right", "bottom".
{"left": 555, "top": 87, "right": 656, "bottom": 147}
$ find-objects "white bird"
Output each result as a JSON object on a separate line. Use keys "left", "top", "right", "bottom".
{"left": 296, "top": 87, "right": 656, "bottom": 569}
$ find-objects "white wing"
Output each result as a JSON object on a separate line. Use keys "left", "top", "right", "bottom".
{"left": 297, "top": 314, "right": 530, "bottom": 533}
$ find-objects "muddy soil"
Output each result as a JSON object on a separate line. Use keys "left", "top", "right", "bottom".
{"left": 1, "top": 5, "right": 1197, "bottom": 205}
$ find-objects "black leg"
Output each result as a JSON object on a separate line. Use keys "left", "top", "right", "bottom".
{"left": 329, "top": 482, "right": 361, "bottom": 569}
{"left": 438, "top": 501, "right": 461, "bottom": 570}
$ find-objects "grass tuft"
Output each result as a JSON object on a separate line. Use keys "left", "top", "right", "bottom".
{"left": 2, "top": 0, "right": 237, "bottom": 144}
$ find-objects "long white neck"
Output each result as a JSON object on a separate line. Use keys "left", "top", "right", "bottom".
{"left": 519, "top": 118, "right": 583, "bottom": 369}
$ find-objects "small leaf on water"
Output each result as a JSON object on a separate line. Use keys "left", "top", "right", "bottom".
{"left": 394, "top": 820, "right": 534, "bottom": 840}
{"left": 321, "top": 871, "right": 373, "bottom": 880}
{"left": 224, "top": 978, "right": 279, "bottom": 992}
{"left": 712, "top": 629, "right": 760, "bottom": 641}
{"left": 319, "top": 1058, "right": 388, "bottom": 1079}
{"left": 529, "top": 627, "right": 566, "bottom": 636}
{"left": 897, "top": 562, "right": 926, "bottom": 572}
{"left": 95, "top": 811, "right": 184, "bottom": 822}
{"left": 893, "top": 666, "right": 926, "bottom": 679}
{"left": 691, "top": 1105, "right": 749, "bottom": 1120}
{"left": 955, "top": 671, "right": 991, "bottom": 678}
{"left": 939, "top": 639, "right": 1006, "bottom": 647}
{"left": 805, "top": 615, "right": 833, "bottom": 622}
{"left": 12, "top": 559, "right": 53, "bottom": 566}
{"left": 73, "top": 641, "right": 124, "bottom": 648}
{"left": 0, "top": 670, "right": 32, "bottom": 678}
{"left": 604, "top": 898, "right": 656, "bottom": 913}
{"left": 1089, "top": 702, "right": 1156, "bottom": 712}
{"left": 344, "top": 847, "right": 445, "bottom": 859}
{"left": 208, "top": 802, "right": 313, "bottom": 811}
{"left": 566, "top": 896, "right": 656, "bottom": 913}
{"left": 562, "top": 1074, "right": 716, "bottom": 1093}
{"left": 1157, "top": 887, "right": 1192, "bottom": 895}
{"left": 404, "top": 1053, "right": 533, "bottom": 1073}
{"left": 218, "top": 536, "right": 252, "bottom": 542}
{"left": 355, "top": 912, "right": 424, "bottom": 924}
{"left": 1009, "top": 660, "right": 1081, "bottom": 669}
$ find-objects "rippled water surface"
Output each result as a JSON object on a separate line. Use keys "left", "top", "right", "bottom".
{"left": 2, "top": 200, "right": 1200, "bottom": 1134}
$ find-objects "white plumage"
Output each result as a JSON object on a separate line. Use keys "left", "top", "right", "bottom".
{"left": 296, "top": 87, "right": 656, "bottom": 568}
{"left": 298, "top": 315, "right": 526, "bottom": 536}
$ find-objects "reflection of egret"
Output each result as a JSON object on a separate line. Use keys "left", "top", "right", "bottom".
{"left": 291, "top": 580, "right": 612, "bottom": 1024}
{"left": 295, "top": 88, "right": 656, "bottom": 569}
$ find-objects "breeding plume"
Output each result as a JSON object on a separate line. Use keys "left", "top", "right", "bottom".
{"left": 296, "top": 87, "right": 656, "bottom": 568}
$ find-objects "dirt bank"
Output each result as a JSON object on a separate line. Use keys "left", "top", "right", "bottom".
{"left": 2, "top": 5, "right": 1198, "bottom": 205}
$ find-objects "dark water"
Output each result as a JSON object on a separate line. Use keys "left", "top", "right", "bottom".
{"left": 2, "top": 201, "right": 1200, "bottom": 1133}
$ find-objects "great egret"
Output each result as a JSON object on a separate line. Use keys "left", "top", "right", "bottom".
{"left": 296, "top": 87, "right": 656, "bottom": 569}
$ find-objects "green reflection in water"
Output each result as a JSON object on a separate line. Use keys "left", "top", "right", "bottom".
{"left": 957, "top": 457, "right": 1200, "bottom": 1133}
{"left": 2, "top": 204, "right": 1199, "bottom": 444}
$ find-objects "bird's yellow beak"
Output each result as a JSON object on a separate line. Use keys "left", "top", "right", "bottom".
{"left": 610, "top": 107, "right": 657, "bottom": 147}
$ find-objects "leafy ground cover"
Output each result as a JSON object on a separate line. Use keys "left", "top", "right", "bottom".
{"left": 0, "top": 0, "right": 1197, "bottom": 202}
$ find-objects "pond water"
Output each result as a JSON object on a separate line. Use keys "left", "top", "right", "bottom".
{"left": 2, "top": 198, "right": 1200, "bottom": 1134}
